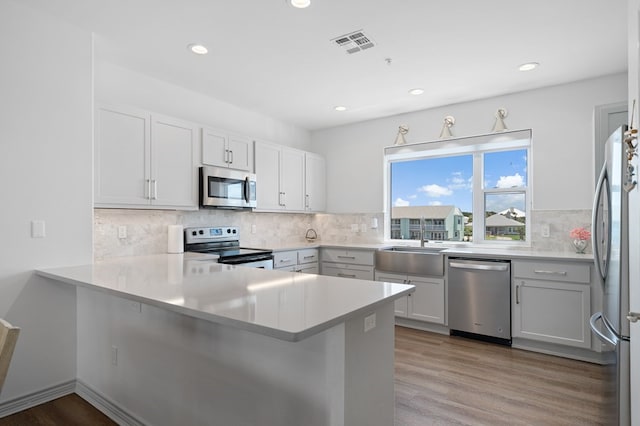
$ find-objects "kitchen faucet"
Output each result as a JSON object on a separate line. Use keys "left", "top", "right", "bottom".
{"left": 420, "top": 216, "right": 427, "bottom": 247}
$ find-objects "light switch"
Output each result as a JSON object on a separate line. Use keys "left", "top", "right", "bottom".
{"left": 31, "top": 220, "right": 46, "bottom": 238}
{"left": 118, "top": 226, "right": 127, "bottom": 239}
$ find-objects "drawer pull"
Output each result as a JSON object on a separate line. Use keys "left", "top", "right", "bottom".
{"left": 337, "top": 273, "right": 357, "bottom": 278}
{"left": 279, "top": 258, "right": 292, "bottom": 263}
{"left": 337, "top": 256, "right": 356, "bottom": 260}
{"left": 516, "top": 284, "right": 520, "bottom": 304}
{"left": 303, "top": 255, "right": 316, "bottom": 260}
{"left": 533, "top": 270, "right": 567, "bottom": 276}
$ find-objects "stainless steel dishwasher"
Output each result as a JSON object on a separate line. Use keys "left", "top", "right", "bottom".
{"left": 448, "top": 258, "right": 511, "bottom": 345}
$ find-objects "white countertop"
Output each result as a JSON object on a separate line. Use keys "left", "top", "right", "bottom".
{"left": 267, "top": 241, "right": 594, "bottom": 262}
{"left": 36, "top": 253, "right": 413, "bottom": 342}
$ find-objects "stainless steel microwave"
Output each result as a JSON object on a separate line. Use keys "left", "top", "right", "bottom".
{"left": 199, "top": 166, "right": 257, "bottom": 209}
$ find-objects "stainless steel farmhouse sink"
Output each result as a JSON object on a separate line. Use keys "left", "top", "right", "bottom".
{"left": 375, "top": 246, "right": 446, "bottom": 276}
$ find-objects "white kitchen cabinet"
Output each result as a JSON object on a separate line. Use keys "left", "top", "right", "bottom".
{"left": 202, "top": 127, "right": 252, "bottom": 171}
{"left": 321, "top": 248, "right": 374, "bottom": 280}
{"left": 254, "top": 140, "right": 305, "bottom": 212}
{"left": 273, "top": 248, "right": 319, "bottom": 274}
{"left": 95, "top": 104, "right": 198, "bottom": 209}
{"left": 375, "top": 271, "right": 445, "bottom": 324}
{"left": 305, "top": 153, "right": 326, "bottom": 212}
{"left": 512, "top": 260, "right": 591, "bottom": 349}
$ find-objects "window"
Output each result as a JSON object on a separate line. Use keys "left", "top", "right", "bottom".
{"left": 384, "top": 130, "right": 531, "bottom": 245}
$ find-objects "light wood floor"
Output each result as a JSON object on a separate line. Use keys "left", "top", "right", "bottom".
{"left": 0, "top": 326, "right": 609, "bottom": 425}
{"left": 395, "top": 326, "right": 609, "bottom": 425}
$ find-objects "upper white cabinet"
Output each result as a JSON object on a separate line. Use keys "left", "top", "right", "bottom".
{"left": 305, "top": 153, "right": 326, "bottom": 212}
{"left": 254, "top": 140, "right": 305, "bottom": 211}
{"left": 95, "top": 104, "right": 198, "bottom": 210}
{"left": 202, "top": 127, "right": 252, "bottom": 171}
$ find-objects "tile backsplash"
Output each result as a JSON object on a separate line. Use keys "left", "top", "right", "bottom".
{"left": 94, "top": 208, "right": 591, "bottom": 259}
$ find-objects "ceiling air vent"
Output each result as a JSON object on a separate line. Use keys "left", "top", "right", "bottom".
{"left": 331, "top": 30, "right": 375, "bottom": 54}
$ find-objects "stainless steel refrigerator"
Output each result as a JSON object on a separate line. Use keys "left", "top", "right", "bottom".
{"left": 590, "top": 125, "right": 631, "bottom": 426}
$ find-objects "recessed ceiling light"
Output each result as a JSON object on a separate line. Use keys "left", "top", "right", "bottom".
{"left": 334, "top": 106, "right": 347, "bottom": 112}
{"left": 408, "top": 88, "right": 424, "bottom": 96}
{"left": 518, "top": 62, "right": 539, "bottom": 72}
{"left": 289, "top": 0, "right": 311, "bottom": 8}
{"left": 188, "top": 44, "right": 208, "bottom": 55}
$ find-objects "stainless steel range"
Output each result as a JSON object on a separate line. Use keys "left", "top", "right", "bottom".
{"left": 184, "top": 226, "right": 273, "bottom": 269}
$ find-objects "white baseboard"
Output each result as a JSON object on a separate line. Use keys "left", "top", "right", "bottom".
{"left": 0, "top": 380, "right": 75, "bottom": 418}
{"left": 0, "top": 379, "right": 145, "bottom": 425}
{"left": 75, "top": 380, "right": 145, "bottom": 426}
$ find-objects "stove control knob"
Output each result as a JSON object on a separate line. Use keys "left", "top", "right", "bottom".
{"left": 191, "top": 231, "right": 197, "bottom": 236}
{"left": 232, "top": 229, "right": 237, "bottom": 234}
{"left": 199, "top": 230, "right": 204, "bottom": 235}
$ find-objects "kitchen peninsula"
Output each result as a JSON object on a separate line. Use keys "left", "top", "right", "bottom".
{"left": 36, "top": 254, "right": 413, "bottom": 426}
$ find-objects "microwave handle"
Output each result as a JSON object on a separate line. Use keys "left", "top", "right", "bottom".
{"left": 244, "top": 177, "right": 250, "bottom": 203}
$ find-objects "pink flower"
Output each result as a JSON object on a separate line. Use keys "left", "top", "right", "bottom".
{"left": 569, "top": 227, "right": 591, "bottom": 240}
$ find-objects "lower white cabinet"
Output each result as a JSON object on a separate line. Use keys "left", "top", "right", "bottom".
{"left": 321, "top": 248, "right": 374, "bottom": 280}
{"left": 512, "top": 260, "right": 592, "bottom": 348}
{"left": 274, "top": 249, "right": 319, "bottom": 274}
{"left": 375, "top": 271, "right": 445, "bottom": 325}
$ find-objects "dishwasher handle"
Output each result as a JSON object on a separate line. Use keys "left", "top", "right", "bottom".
{"left": 449, "top": 261, "right": 509, "bottom": 272}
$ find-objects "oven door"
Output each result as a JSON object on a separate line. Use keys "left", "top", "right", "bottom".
{"left": 200, "top": 166, "right": 257, "bottom": 209}
{"left": 226, "top": 258, "right": 273, "bottom": 269}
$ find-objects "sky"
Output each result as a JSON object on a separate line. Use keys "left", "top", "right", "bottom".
{"left": 391, "top": 149, "right": 527, "bottom": 213}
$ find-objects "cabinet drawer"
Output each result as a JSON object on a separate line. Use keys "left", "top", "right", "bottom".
{"left": 274, "top": 251, "right": 297, "bottom": 268}
{"left": 321, "top": 248, "right": 374, "bottom": 266}
{"left": 322, "top": 263, "right": 374, "bottom": 280}
{"left": 512, "top": 261, "right": 590, "bottom": 284}
{"left": 296, "top": 263, "right": 319, "bottom": 274}
{"left": 298, "top": 249, "right": 319, "bottom": 264}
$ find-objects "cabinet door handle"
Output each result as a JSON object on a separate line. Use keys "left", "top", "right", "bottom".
{"left": 229, "top": 150, "right": 234, "bottom": 164}
{"left": 151, "top": 180, "right": 158, "bottom": 200}
{"left": 337, "top": 255, "right": 356, "bottom": 260}
{"left": 516, "top": 284, "right": 520, "bottom": 304}
{"left": 224, "top": 149, "right": 229, "bottom": 163}
{"left": 146, "top": 179, "right": 151, "bottom": 199}
{"left": 337, "top": 273, "right": 357, "bottom": 278}
{"left": 533, "top": 270, "right": 567, "bottom": 276}
{"left": 279, "top": 192, "right": 286, "bottom": 207}
{"left": 305, "top": 194, "right": 310, "bottom": 208}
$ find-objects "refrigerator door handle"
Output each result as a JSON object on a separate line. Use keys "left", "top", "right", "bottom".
{"left": 592, "top": 163, "right": 608, "bottom": 281}
{"left": 590, "top": 312, "right": 619, "bottom": 346}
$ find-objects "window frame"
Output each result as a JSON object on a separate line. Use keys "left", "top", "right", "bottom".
{"left": 383, "top": 129, "right": 532, "bottom": 246}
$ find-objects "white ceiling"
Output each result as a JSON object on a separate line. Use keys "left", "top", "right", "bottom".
{"left": 26, "top": 0, "right": 627, "bottom": 131}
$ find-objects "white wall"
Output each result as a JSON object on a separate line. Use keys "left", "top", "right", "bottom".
{"left": 94, "top": 59, "right": 312, "bottom": 151}
{"left": 0, "top": 1, "right": 92, "bottom": 402}
{"left": 311, "top": 74, "right": 627, "bottom": 213}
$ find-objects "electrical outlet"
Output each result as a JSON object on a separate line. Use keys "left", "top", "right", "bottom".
{"left": 351, "top": 224, "right": 359, "bottom": 232}
{"left": 541, "top": 225, "right": 550, "bottom": 238}
{"left": 360, "top": 223, "right": 367, "bottom": 233}
{"left": 118, "top": 225, "right": 127, "bottom": 239}
{"left": 364, "top": 313, "right": 376, "bottom": 332}
{"left": 251, "top": 224, "right": 257, "bottom": 234}
{"left": 31, "top": 220, "right": 46, "bottom": 238}
{"left": 111, "top": 346, "right": 118, "bottom": 366}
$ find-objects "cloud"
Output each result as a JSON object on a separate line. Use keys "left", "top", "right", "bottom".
{"left": 394, "top": 197, "right": 410, "bottom": 207}
{"left": 419, "top": 184, "right": 452, "bottom": 197}
{"left": 408, "top": 194, "right": 417, "bottom": 199}
{"left": 429, "top": 201, "right": 443, "bottom": 206}
{"left": 496, "top": 173, "right": 524, "bottom": 188}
